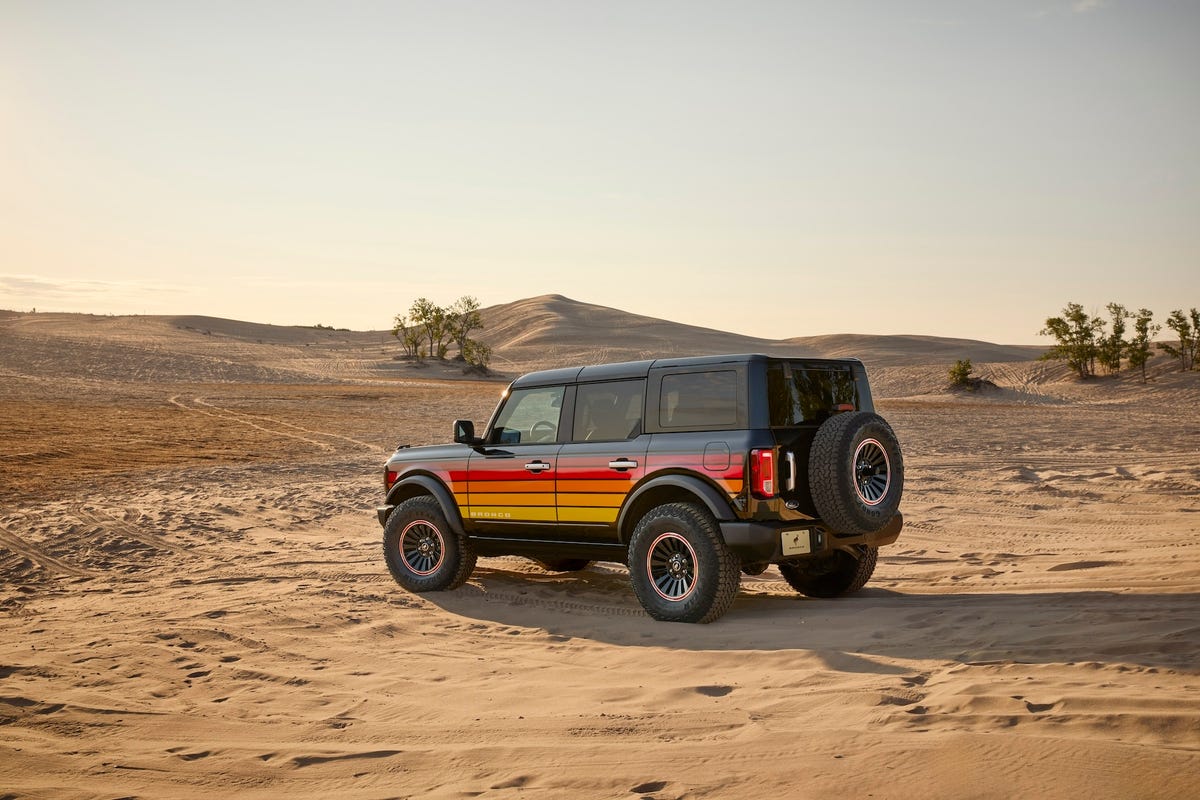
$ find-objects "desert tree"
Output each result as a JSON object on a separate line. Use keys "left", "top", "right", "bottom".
{"left": 390, "top": 314, "right": 423, "bottom": 359}
{"left": 1040, "top": 302, "right": 1103, "bottom": 379}
{"left": 1158, "top": 308, "right": 1199, "bottom": 371}
{"left": 1127, "top": 308, "right": 1160, "bottom": 384}
{"left": 409, "top": 297, "right": 451, "bottom": 360}
{"left": 460, "top": 338, "right": 493, "bottom": 371}
{"left": 446, "top": 295, "right": 484, "bottom": 361}
{"left": 1097, "top": 302, "right": 1131, "bottom": 375}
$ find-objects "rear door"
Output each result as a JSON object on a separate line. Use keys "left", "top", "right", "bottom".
{"left": 555, "top": 379, "right": 648, "bottom": 542}
{"left": 466, "top": 384, "right": 565, "bottom": 535}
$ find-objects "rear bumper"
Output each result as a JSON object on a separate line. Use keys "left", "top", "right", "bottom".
{"left": 720, "top": 512, "right": 903, "bottom": 562}
{"left": 377, "top": 505, "right": 393, "bottom": 526}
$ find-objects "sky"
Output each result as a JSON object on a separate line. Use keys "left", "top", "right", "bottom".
{"left": 1, "top": 0, "right": 1197, "bottom": 344}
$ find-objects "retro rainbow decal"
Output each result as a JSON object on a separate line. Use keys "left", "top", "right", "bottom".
{"left": 398, "top": 452, "right": 746, "bottom": 527}
{"left": 464, "top": 462, "right": 557, "bottom": 522}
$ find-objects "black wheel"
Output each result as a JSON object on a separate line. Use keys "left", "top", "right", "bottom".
{"left": 533, "top": 558, "right": 592, "bottom": 572}
{"left": 778, "top": 546, "right": 877, "bottom": 598}
{"left": 383, "top": 496, "right": 476, "bottom": 592}
{"left": 809, "top": 411, "right": 904, "bottom": 535}
{"left": 627, "top": 503, "right": 740, "bottom": 624}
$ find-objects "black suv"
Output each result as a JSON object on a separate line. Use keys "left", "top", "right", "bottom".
{"left": 377, "top": 354, "right": 903, "bottom": 623}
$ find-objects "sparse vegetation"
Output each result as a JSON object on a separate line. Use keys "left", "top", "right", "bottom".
{"left": 1158, "top": 308, "right": 1199, "bottom": 372}
{"left": 1040, "top": 301, "right": 1199, "bottom": 379}
{"left": 1128, "top": 309, "right": 1160, "bottom": 384}
{"left": 1040, "top": 302, "right": 1103, "bottom": 379}
{"left": 1097, "top": 303, "right": 1131, "bottom": 375}
{"left": 949, "top": 359, "right": 974, "bottom": 387}
{"left": 300, "top": 323, "right": 350, "bottom": 332}
{"left": 392, "top": 296, "right": 491, "bottom": 370}
{"left": 947, "top": 358, "right": 995, "bottom": 392}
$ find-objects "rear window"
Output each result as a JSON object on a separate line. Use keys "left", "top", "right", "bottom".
{"left": 659, "top": 370, "right": 737, "bottom": 428}
{"left": 767, "top": 363, "right": 858, "bottom": 426}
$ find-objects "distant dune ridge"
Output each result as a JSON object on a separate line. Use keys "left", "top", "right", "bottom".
{"left": 476, "top": 294, "right": 1045, "bottom": 369}
{"left": 4, "top": 291, "right": 1041, "bottom": 371}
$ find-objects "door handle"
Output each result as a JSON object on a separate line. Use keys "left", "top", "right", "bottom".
{"left": 784, "top": 451, "right": 796, "bottom": 492}
{"left": 524, "top": 460, "right": 551, "bottom": 473}
{"left": 608, "top": 459, "right": 639, "bottom": 471}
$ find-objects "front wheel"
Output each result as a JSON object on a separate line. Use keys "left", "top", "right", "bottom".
{"left": 383, "top": 496, "right": 476, "bottom": 592}
{"left": 778, "top": 546, "right": 877, "bottom": 598}
{"left": 627, "top": 503, "right": 740, "bottom": 623}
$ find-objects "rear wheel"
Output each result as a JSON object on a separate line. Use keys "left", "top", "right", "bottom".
{"left": 628, "top": 503, "right": 740, "bottom": 623}
{"left": 778, "top": 546, "right": 877, "bottom": 598}
{"left": 383, "top": 496, "right": 476, "bottom": 592}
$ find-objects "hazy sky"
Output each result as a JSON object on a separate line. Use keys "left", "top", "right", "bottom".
{"left": 2, "top": 1, "right": 1197, "bottom": 344}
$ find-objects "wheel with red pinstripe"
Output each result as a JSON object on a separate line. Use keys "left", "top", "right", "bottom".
{"left": 383, "top": 496, "right": 476, "bottom": 592}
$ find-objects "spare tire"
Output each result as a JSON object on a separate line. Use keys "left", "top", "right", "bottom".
{"left": 808, "top": 411, "right": 903, "bottom": 535}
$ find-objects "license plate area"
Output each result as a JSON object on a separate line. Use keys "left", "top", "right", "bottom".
{"left": 781, "top": 529, "right": 813, "bottom": 557}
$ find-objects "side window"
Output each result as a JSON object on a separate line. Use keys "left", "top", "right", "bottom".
{"left": 659, "top": 370, "right": 737, "bottom": 428}
{"left": 489, "top": 386, "right": 565, "bottom": 445}
{"left": 573, "top": 380, "right": 645, "bottom": 442}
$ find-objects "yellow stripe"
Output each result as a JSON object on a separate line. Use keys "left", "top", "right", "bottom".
{"left": 557, "top": 493, "right": 624, "bottom": 508}
{"left": 558, "top": 507, "right": 618, "bottom": 524}
{"left": 468, "top": 506, "right": 557, "bottom": 522}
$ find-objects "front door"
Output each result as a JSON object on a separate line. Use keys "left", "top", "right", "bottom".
{"left": 466, "top": 384, "right": 565, "bottom": 536}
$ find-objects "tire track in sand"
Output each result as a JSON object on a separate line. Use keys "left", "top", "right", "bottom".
{"left": 190, "top": 398, "right": 383, "bottom": 452}
{"left": 0, "top": 524, "right": 95, "bottom": 578}
{"left": 169, "top": 395, "right": 380, "bottom": 453}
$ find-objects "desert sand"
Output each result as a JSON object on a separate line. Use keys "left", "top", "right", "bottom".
{"left": 1, "top": 298, "right": 1197, "bottom": 799}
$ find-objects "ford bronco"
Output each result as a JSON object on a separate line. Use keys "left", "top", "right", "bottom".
{"left": 377, "top": 354, "right": 904, "bottom": 623}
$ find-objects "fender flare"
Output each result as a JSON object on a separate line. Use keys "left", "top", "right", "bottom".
{"left": 618, "top": 473, "right": 737, "bottom": 538}
{"left": 386, "top": 474, "right": 467, "bottom": 536}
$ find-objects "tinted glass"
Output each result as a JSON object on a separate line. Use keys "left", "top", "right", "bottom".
{"left": 573, "top": 380, "right": 645, "bottom": 442}
{"left": 767, "top": 363, "right": 858, "bottom": 426}
{"left": 659, "top": 370, "right": 737, "bottom": 428}
{"left": 490, "top": 386, "right": 565, "bottom": 444}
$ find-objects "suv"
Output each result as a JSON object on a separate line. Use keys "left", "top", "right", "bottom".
{"left": 377, "top": 354, "right": 903, "bottom": 623}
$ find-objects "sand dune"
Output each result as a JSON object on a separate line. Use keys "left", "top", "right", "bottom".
{"left": 1, "top": 302, "right": 1198, "bottom": 798}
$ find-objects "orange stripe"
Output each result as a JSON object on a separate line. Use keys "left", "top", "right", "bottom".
{"left": 469, "top": 493, "right": 555, "bottom": 507}
{"left": 557, "top": 493, "right": 624, "bottom": 508}
{"left": 555, "top": 479, "right": 636, "bottom": 493}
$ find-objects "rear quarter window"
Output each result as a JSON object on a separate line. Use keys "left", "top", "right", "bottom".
{"left": 659, "top": 370, "right": 738, "bottom": 428}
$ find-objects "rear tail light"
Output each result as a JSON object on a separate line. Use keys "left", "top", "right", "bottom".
{"left": 385, "top": 469, "right": 399, "bottom": 491}
{"left": 749, "top": 448, "right": 776, "bottom": 499}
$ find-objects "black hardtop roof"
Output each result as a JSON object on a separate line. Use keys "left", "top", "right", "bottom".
{"left": 509, "top": 353, "right": 864, "bottom": 388}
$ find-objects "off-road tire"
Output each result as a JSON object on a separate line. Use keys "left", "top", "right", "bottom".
{"left": 534, "top": 558, "right": 592, "bottom": 572}
{"left": 778, "top": 546, "right": 877, "bottom": 598}
{"left": 383, "top": 496, "right": 476, "bottom": 592}
{"left": 628, "top": 503, "right": 741, "bottom": 623}
{"left": 809, "top": 411, "right": 903, "bottom": 535}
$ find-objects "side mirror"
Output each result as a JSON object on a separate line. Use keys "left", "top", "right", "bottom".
{"left": 453, "top": 420, "right": 481, "bottom": 445}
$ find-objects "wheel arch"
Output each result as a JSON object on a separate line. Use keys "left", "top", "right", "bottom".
{"left": 385, "top": 474, "right": 467, "bottom": 536}
{"left": 617, "top": 473, "right": 737, "bottom": 544}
